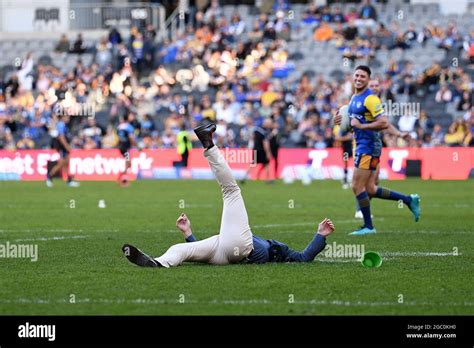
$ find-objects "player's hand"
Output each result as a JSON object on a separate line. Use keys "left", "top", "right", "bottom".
{"left": 176, "top": 213, "right": 192, "bottom": 236}
{"left": 317, "top": 218, "right": 335, "bottom": 237}
{"left": 350, "top": 118, "right": 363, "bottom": 129}
{"left": 334, "top": 110, "right": 342, "bottom": 125}
{"left": 399, "top": 131, "right": 410, "bottom": 140}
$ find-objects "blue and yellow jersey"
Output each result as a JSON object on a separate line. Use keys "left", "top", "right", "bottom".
{"left": 348, "top": 88, "right": 384, "bottom": 157}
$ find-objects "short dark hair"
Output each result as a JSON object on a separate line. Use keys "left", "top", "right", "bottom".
{"left": 355, "top": 65, "right": 371, "bottom": 77}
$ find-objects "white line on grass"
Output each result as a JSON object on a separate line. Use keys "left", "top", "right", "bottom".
{"left": 2, "top": 298, "right": 473, "bottom": 307}
{"left": 380, "top": 251, "right": 460, "bottom": 257}
{"left": 253, "top": 219, "right": 385, "bottom": 229}
{"left": 379, "top": 230, "right": 472, "bottom": 234}
{"left": 0, "top": 229, "right": 118, "bottom": 234}
{"left": 13, "top": 235, "right": 88, "bottom": 242}
{"left": 315, "top": 251, "right": 460, "bottom": 263}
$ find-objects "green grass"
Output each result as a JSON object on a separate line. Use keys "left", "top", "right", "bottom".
{"left": 0, "top": 179, "right": 473, "bottom": 315}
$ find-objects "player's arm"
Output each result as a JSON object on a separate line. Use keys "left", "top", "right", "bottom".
{"left": 176, "top": 213, "right": 196, "bottom": 242}
{"left": 352, "top": 115, "right": 389, "bottom": 130}
{"left": 334, "top": 129, "right": 353, "bottom": 142}
{"left": 384, "top": 123, "right": 409, "bottom": 139}
{"left": 351, "top": 95, "right": 389, "bottom": 130}
{"left": 333, "top": 109, "right": 342, "bottom": 125}
{"left": 128, "top": 131, "right": 137, "bottom": 147}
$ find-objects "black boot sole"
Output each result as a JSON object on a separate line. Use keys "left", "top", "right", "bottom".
{"left": 193, "top": 121, "right": 216, "bottom": 149}
{"left": 122, "top": 244, "right": 161, "bottom": 267}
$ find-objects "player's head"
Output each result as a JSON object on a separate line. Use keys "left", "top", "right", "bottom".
{"left": 353, "top": 65, "right": 371, "bottom": 92}
{"left": 368, "top": 79, "right": 381, "bottom": 96}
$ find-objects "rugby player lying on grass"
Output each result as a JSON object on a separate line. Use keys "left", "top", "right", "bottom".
{"left": 122, "top": 120, "right": 335, "bottom": 268}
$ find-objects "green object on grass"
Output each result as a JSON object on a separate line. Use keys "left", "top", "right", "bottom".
{"left": 362, "top": 251, "right": 382, "bottom": 268}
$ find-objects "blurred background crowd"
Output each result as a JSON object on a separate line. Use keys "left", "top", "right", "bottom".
{"left": 0, "top": 0, "right": 473, "bottom": 153}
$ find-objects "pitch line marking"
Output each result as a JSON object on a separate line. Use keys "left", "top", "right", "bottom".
{"left": 253, "top": 219, "right": 385, "bottom": 228}
{"left": 2, "top": 298, "right": 473, "bottom": 307}
{"left": 13, "top": 235, "right": 88, "bottom": 242}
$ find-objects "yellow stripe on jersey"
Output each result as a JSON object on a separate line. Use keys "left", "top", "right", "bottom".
{"left": 363, "top": 94, "right": 384, "bottom": 121}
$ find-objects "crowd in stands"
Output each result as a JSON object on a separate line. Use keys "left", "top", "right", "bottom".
{"left": 0, "top": 0, "right": 473, "bottom": 152}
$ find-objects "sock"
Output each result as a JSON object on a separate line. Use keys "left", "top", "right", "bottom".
{"left": 374, "top": 187, "right": 412, "bottom": 205}
{"left": 185, "top": 234, "right": 196, "bottom": 243}
{"left": 356, "top": 191, "right": 373, "bottom": 229}
{"left": 67, "top": 175, "right": 72, "bottom": 183}
{"left": 343, "top": 168, "right": 348, "bottom": 184}
{"left": 355, "top": 197, "right": 360, "bottom": 212}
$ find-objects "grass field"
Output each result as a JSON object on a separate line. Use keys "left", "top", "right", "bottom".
{"left": 0, "top": 179, "right": 473, "bottom": 315}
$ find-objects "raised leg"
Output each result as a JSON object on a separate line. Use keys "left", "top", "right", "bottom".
{"left": 204, "top": 146, "right": 253, "bottom": 262}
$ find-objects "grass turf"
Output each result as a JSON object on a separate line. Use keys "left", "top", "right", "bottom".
{"left": 0, "top": 179, "right": 473, "bottom": 315}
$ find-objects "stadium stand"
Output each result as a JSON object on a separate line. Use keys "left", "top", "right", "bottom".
{"left": 0, "top": 0, "right": 473, "bottom": 152}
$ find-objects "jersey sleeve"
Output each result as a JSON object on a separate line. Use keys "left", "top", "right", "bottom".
{"left": 127, "top": 124, "right": 135, "bottom": 137}
{"left": 364, "top": 95, "right": 384, "bottom": 118}
{"left": 56, "top": 122, "right": 66, "bottom": 136}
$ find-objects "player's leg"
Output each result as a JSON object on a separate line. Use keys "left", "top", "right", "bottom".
{"left": 366, "top": 163, "right": 420, "bottom": 222}
{"left": 118, "top": 148, "right": 131, "bottom": 185}
{"left": 356, "top": 164, "right": 379, "bottom": 218}
{"left": 256, "top": 163, "right": 264, "bottom": 180}
{"left": 154, "top": 235, "right": 223, "bottom": 267}
{"left": 61, "top": 154, "right": 79, "bottom": 187}
{"left": 350, "top": 154, "right": 376, "bottom": 235}
{"left": 194, "top": 120, "right": 253, "bottom": 263}
{"left": 264, "top": 163, "right": 270, "bottom": 182}
{"left": 48, "top": 157, "right": 65, "bottom": 178}
{"left": 273, "top": 154, "right": 279, "bottom": 180}
{"left": 204, "top": 146, "right": 253, "bottom": 262}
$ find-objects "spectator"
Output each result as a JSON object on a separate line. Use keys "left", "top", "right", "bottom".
{"left": 457, "top": 90, "right": 472, "bottom": 112}
{"left": 444, "top": 119, "right": 467, "bottom": 146}
{"left": 313, "top": 21, "right": 334, "bottom": 42}
{"left": 71, "top": 33, "right": 85, "bottom": 54}
{"left": 131, "top": 32, "right": 145, "bottom": 75}
{"left": 332, "top": 6, "right": 346, "bottom": 24}
{"left": 403, "top": 23, "right": 418, "bottom": 44}
{"left": 343, "top": 19, "right": 359, "bottom": 41}
{"left": 109, "top": 28, "right": 123, "bottom": 46}
{"left": 55, "top": 34, "right": 70, "bottom": 53}
{"left": 95, "top": 37, "right": 112, "bottom": 70}
{"left": 358, "top": 0, "right": 377, "bottom": 23}
{"left": 435, "top": 84, "right": 453, "bottom": 103}
{"left": 397, "top": 76, "right": 416, "bottom": 98}
{"left": 398, "top": 111, "right": 417, "bottom": 137}
{"left": 102, "top": 125, "right": 119, "bottom": 149}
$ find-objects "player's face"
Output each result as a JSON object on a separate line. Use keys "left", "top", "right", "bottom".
{"left": 368, "top": 80, "right": 380, "bottom": 95}
{"left": 353, "top": 70, "right": 370, "bottom": 91}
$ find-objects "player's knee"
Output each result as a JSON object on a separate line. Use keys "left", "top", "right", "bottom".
{"left": 351, "top": 181, "right": 359, "bottom": 194}
{"left": 366, "top": 185, "right": 377, "bottom": 196}
{"left": 221, "top": 184, "right": 240, "bottom": 198}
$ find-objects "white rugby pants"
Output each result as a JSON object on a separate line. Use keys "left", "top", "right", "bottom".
{"left": 155, "top": 146, "right": 254, "bottom": 267}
